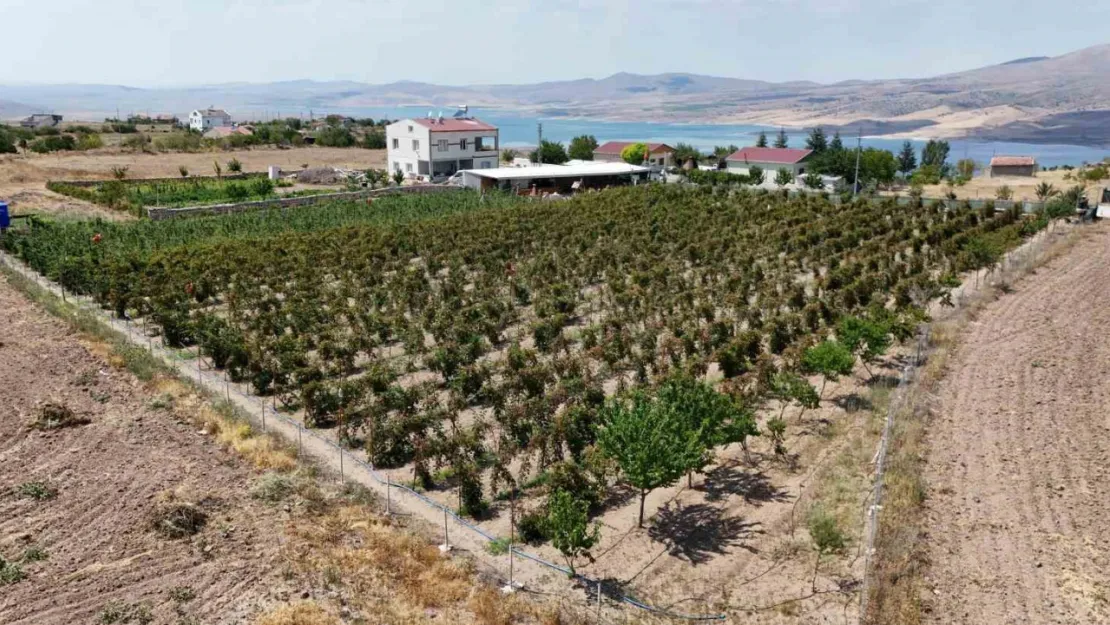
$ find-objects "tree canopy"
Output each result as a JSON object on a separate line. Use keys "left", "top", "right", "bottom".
{"left": 806, "top": 128, "right": 828, "bottom": 153}
{"left": 620, "top": 142, "right": 648, "bottom": 165}
{"left": 567, "top": 135, "right": 598, "bottom": 161}
{"left": 773, "top": 128, "right": 789, "bottom": 149}
{"left": 897, "top": 141, "right": 917, "bottom": 177}
{"left": 756, "top": 132, "right": 768, "bottom": 148}
{"left": 532, "top": 140, "right": 569, "bottom": 165}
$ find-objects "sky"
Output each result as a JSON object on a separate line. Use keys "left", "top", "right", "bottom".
{"left": 1, "top": 0, "right": 1108, "bottom": 87}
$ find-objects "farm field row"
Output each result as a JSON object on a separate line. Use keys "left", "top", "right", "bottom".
{"left": 0, "top": 185, "right": 1058, "bottom": 619}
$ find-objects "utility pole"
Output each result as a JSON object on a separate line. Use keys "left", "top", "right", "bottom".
{"left": 536, "top": 122, "right": 543, "bottom": 164}
{"left": 852, "top": 128, "right": 862, "bottom": 197}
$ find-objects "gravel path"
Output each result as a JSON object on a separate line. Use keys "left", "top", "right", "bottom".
{"left": 924, "top": 223, "right": 1110, "bottom": 624}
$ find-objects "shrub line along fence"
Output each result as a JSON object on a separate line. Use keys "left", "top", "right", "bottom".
{"left": 856, "top": 222, "right": 1068, "bottom": 623}
{"left": 48, "top": 172, "right": 264, "bottom": 189}
{"left": 145, "top": 185, "right": 461, "bottom": 220}
{"left": 0, "top": 249, "right": 727, "bottom": 623}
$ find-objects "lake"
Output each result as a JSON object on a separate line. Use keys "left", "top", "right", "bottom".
{"left": 330, "top": 106, "right": 1109, "bottom": 168}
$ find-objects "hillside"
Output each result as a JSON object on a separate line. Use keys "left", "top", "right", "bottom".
{"left": 3, "top": 43, "right": 1109, "bottom": 145}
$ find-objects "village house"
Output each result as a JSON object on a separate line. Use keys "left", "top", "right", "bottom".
{"left": 593, "top": 141, "right": 675, "bottom": 168}
{"left": 386, "top": 110, "right": 499, "bottom": 179}
{"left": 989, "top": 156, "right": 1038, "bottom": 177}
{"left": 726, "top": 147, "right": 814, "bottom": 180}
{"left": 20, "top": 114, "right": 62, "bottom": 129}
{"left": 189, "top": 108, "right": 232, "bottom": 132}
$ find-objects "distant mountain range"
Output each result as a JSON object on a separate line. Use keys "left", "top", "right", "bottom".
{"left": 3, "top": 43, "right": 1109, "bottom": 146}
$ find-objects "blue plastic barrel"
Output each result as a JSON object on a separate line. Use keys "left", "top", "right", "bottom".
{"left": 0, "top": 201, "right": 9, "bottom": 230}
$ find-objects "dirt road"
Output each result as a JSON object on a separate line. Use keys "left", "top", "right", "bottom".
{"left": 924, "top": 223, "right": 1110, "bottom": 624}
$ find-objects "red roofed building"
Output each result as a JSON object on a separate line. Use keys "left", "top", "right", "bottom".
{"left": 726, "top": 147, "right": 814, "bottom": 181}
{"left": 593, "top": 141, "right": 676, "bottom": 169}
{"left": 989, "top": 155, "right": 1037, "bottom": 177}
{"left": 386, "top": 108, "right": 500, "bottom": 179}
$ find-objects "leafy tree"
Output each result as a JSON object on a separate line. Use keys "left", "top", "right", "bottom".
{"left": 532, "top": 140, "right": 569, "bottom": 165}
{"left": 567, "top": 135, "right": 599, "bottom": 161}
{"left": 0, "top": 128, "right": 16, "bottom": 154}
{"left": 774, "top": 168, "right": 794, "bottom": 187}
{"left": 392, "top": 169, "right": 404, "bottom": 185}
{"left": 656, "top": 375, "right": 757, "bottom": 484}
{"left": 829, "top": 131, "right": 843, "bottom": 151}
{"left": 501, "top": 148, "right": 517, "bottom": 163}
{"left": 769, "top": 371, "right": 820, "bottom": 421}
{"left": 808, "top": 510, "right": 846, "bottom": 591}
{"left": 316, "top": 125, "right": 356, "bottom": 147}
{"left": 995, "top": 185, "right": 1013, "bottom": 200}
{"left": 773, "top": 128, "right": 789, "bottom": 149}
{"left": 748, "top": 165, "right": 765, "bottom": 185}
{"left": 858, "top": 148, "right": 898, "bottom": 186}
{"left": 955, "top": 158, "right": 976, "bottom": 182}
{"left": 897, "top": 141, "right": 917, "bottom": 177}
{"left": 801, "top": 340, "right": 855, "bottom": 400}
{"left": 547, "top": 489, "right": 600, "bottom": 575}
{"left": 597, "top": 390, "right": 697, "bottom": 527}
{"left": 1035, "top": 181, "right": 1058, "bottom": 201}
{"left": 713, "top": 145, "right": 739, "bottom": 160}
{"left": 227, "top": 158, "right": 243, "bottom": 173}
{"left": 672, "top": 142, "right": 700, "bottom": 167}
{"left": 620, "top": 142, "right": 648, "bottom": 165}
{"left": 755, "top": 131, "right": 768, "bottom": 148}
{"left": 805, "top": 127, "right": 828, "bottom": 153}
{"left": 836, "top": 316, "right": 892, "bottom": 378}
{"left": 921, "top": 139, "right": 950, "bottom": 175}
{"left": 803, "top": 171, "right": 824, "bottom": 190}
{"left": 362, "top": 129, "right": 387, "bottom": 149}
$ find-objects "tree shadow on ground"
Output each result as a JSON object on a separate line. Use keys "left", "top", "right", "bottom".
{"left": 698, "top": 463, "right": 792, "bottom": 505}
{"left": 865, "top": 373, "right": 903, "bottom": 389}
{"left": 647, "top": 502, "right": 763, "bottom": 565}
{"left": 600, "top": 482, "right": 639, "bottom": 510}
{"left": 832, "top": 392, "right": 873, "bottom": 413}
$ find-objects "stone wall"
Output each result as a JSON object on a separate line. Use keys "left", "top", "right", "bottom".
{"left": 146, "top": 184, "right": 461, "bottom": 220}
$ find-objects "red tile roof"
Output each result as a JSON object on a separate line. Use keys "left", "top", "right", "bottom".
{"left": 726, "top": 147, "right": 813, "bottom": 164}
{"left": 594, "top": 141, "right": 674, "bottom": 155}
{"left": 412, "top": 117, "right": 498, "bottom": 132}
{"left": 990, "top": 156, "right": 1036, "bottom": 167}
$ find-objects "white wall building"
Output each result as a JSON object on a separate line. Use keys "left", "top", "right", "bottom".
{"left": 386, "top": 114, "right": 499, "bottom": 179}
{"left": 725, "top": 147, "right": 814, "bottom": 181}
{"left": 189, "top": 108, "right": 232, "bottom": 132}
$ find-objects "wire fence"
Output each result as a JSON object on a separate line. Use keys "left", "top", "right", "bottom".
{"left": 0, "top": 249, "right": 727, "bottom": 622}
{"left": 855, "top": 221, "right": 1068, "bottom": 623}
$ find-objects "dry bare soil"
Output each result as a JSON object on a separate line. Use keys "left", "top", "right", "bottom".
{"left": 0, "top": 276, "right": 293, "bottom": 623}
{"left": 923, "top": 222, "right": 1110, "bottom": 624}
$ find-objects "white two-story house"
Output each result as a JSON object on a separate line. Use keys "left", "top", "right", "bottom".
{"left": 386, "top": 114, "right": 499, "bottom": 180}
{"left": 189, "top": 108, "right": 232, "bottom": 132}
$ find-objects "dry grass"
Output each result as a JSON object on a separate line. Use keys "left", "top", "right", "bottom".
{"left": 864, "top": 223, "right": 1088, "bottom": 624}
{"left": 256, "top": 602, "right": 339, "bottom": 625}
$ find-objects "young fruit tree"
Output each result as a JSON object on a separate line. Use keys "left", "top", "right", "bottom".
{"left": 769, "top": 371, "right": 820, "bottom": 422}
{"left": 775, "top": 168, "right": 794, "bottom": 187}
{"left": 836, "top": 316, "right": 892, "bottom": 379}
{"left": 801, "top": 340, "right": 855, "bottom": 400}
{"left": 597, "top": 390, "right": 698, "bottom": 528}
{"left": 547, "top": 489, "right": 600, "bottom": 576}
{"left": 656, "top": 375, "right": 758, "bottom": 485}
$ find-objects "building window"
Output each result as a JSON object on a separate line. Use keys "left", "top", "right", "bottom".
{"left": 393, "top": 161, "right": 400, "bottom": 172}
{"left": 438, "top": 139, "right": 448, "bottom": 152}
{"left": 405, "top": 163, "right": 412, "bottom": 173}
{"left": 407, "top": 125, "right": 413, "bottom": 133}
{"left": 480, "top": 160, "right": 492, "bottom": 169}
{"left": 459, "top": 138, "right": 468, "bottom": 151}
{"left": 412, "top": 139, "right": 419, "bottom": 151}
{"left": 392, "top": 138, "right": 399, "bottom": 149}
